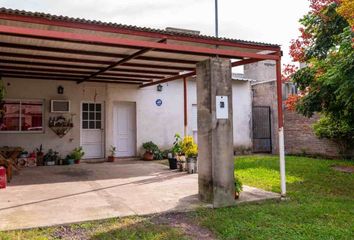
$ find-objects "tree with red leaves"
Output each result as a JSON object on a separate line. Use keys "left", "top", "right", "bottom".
{"left": 288, "top": 0, "right": 354, "bottom": 154}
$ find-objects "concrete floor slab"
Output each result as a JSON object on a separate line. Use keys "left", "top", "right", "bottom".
{"left": 0, "top": 160, "right": 279, "bottom": 230}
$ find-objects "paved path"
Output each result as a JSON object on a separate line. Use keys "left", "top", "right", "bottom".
{"left": 0, "top": 160, "right": 279, "bottom": 230}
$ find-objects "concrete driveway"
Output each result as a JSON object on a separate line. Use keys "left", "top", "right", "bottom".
{"left": 0, "top": 160, "right": 202, "bottom": 230}
{"left": 0, "top": 159, "right": 279, "bottom": 231}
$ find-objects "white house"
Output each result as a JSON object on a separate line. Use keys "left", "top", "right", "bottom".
{"left": 0, "top": 75, "right": 252, "bottom": 159}
{"left": 0, "top": 8, "right": 281, "bottom": 160}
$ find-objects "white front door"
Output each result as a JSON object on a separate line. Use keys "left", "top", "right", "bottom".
{"left": 81, "top": 102, "right": 104, "bottom": 159}
{"left": 114, "top": 102, "right": 136, "bottom": 157}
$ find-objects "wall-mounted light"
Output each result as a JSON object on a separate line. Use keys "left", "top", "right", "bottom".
{"left": 57, "top": 85, "right": 64, "bottom": 94}
{"left": 157, "top": 84, "right": 163, "bottom": 92}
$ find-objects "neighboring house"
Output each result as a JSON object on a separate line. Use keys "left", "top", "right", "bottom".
{"left": 245, "top": 60, "right": 353, "bottom": 157}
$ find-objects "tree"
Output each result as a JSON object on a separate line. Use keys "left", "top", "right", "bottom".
{"left": 288, "top": 0, "right": 354, "bottom": 154}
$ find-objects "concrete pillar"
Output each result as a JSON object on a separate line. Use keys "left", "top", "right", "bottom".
{"left": 196, "top": 58, "right": 235, "bottom": 207}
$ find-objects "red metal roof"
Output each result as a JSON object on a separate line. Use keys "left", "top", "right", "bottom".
{"left": 0, "top": 7, "right": 281, "bottom": 86}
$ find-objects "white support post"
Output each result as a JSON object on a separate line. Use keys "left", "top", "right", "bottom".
{"left": 276, "top": 59, "right": 286, "bottom": 198}
{"left": 279, "top": 127, "right": 286, "bottom": 197}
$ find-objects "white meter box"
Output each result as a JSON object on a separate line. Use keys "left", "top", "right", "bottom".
{"left": 216, "top": 96, "right": 229, "bottom": 119}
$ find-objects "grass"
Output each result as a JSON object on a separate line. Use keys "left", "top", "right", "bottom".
{"left": 1, "top": 155, "right": 353, "bottom": 240}
{"left": 192, "top": 155, "right": 354, "bottom": 240}
{"left": 0, "top": 217, "right": 187, "bottom": 240}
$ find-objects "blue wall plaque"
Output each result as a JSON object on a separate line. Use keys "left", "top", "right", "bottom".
{"left": 155, "top": 99, "right": 162, "bottom": 106}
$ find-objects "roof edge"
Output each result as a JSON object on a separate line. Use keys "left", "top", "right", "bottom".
{"left": 0, "top": 7, "right": 281, "bottom": 50}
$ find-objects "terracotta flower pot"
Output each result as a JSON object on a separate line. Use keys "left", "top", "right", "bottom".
{"left": 143, "top": 151, "right": 154, "bottom": 161}
{"left": 107, "top": 156, "right": 115, "bottom": 162}
{"left": 74, "top": 159, "right": 80, "bottom": 164}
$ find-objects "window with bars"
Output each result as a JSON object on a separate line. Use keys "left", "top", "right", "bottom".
{"left": 82, "top": 103, "right": 102, "bottom": 129}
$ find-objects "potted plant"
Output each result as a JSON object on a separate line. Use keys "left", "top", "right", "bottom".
{"left": 36, "top": 144, "right": 44, "bottom": 166}
{"left": 64, "top": 155, "right": 75, "bottom": 165}
{"left": 167, "top": 150, "right": 177, "bottom": 170}
{"left": 181, "top": 135, "right": 198, "bottom": 173}
{"left": 142, "top": 141, "right": 158, "bottom": 161}
{"left": 107, "top": 145, "right": 116, "bottom": 162}
{"left": 234, "top": 177, "right": 243, "bottom": 199}
{"left": 71, "top": 147, "right": 85, "bottom": 164}
{"left": 169, "top": 134, "right": 182, "bottom": 169}
{"left": 43, "top": 149, "right": 59, "bottom": 166}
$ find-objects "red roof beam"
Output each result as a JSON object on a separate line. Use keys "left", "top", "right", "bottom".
{"left": 79, "top": 38, "right": 166, "bottom": 83}
{"left": 1, "top": 74, "right": 143, "bottom": 84}
{"left": 0, "top": 25, "right": 280, "bottom": 60}
{"left": 0, "top": 57, "right": 180, "bottom": 75}
{"left": 140, "top": 53, "right": 281, "bottom": 88}
{"left": 0, "top": 65, "right": 165, "bottom": 79}
{"left": 0, "top": 42, "right": 198, "bottom": 65}
{"left": 0, "top": 70, "right": 153, "bottom": 82}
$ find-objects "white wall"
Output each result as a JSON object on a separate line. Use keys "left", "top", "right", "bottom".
{"left": 0, "top": 77, "right": 252, "bottom": 157}
{"left": 185, "top": 79, "right": 252, "bottom": 150}
{"left": 232, "top": 80, "right": 252, "bottom": 149}
{"left": 0, "top": 78, "right": 107, "bottom": 157}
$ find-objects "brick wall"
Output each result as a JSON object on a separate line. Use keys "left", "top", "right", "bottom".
{"left": 284, "top": 110, "right": 346, "bottom": 157}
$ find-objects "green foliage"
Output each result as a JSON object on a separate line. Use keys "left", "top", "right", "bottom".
{"left": 153, "top": 149, "right": 164, "bottom": 160}
{"left": 234, "top": 176, "right": 243, "bottom": 194}
{"left": 142, "top": 141, "right": 164, "bottom": 160}
{"left": 43, "top": 149, "right": 60, "bottom": 163}
{"left": 142, "top": 141, "right": 159, "bottom": 152}
{"left": 0, "top": 79, "right": 5, "bottom": 101}
{"left": 292, "top": 0, "right": 354, "bottom": 150}
{"left": 313, "top": 114, "right": 354, "bottom": 154}
{"left": 71, "top": 146, "right": 85, "bottom": 160}
{"left": 301, "top": 3, "right": 348, "bottom": 60}
{"left": 171, "top": 133, "right": 182, "bottom": 155}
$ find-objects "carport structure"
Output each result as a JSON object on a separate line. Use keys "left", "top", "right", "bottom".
{"left": 0, "top": 8, "right": 286, "bottom": 206}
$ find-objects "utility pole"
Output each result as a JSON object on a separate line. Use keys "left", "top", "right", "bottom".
{"left": 215, "top": 0, "right": 219, "bottom": 38}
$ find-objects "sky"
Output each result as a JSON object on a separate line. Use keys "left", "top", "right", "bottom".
{"left": 0, "top": 0, "right": 310, "bottom": 68}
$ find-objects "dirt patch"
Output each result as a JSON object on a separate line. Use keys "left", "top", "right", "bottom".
{"left": 152, "top": 212, "right": 216, "bottom": 240}
{"left": 51, "top": 225, "right": 90, "bottom": 240}
{"left": 332, "top": 165, "right": 354, "bottom": 173}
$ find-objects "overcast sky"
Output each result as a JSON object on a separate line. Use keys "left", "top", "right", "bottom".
{"left": 1, "top": 0, "right": 310, "bottom": 66}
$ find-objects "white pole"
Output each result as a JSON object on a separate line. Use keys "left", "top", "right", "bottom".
{"left": 276, "top": 59, "right": 286, "bottom": 198}
{"left": 279, "top": 127, "right": 286, "bottom": 197}
{"left": 215, "top": 0, "right": 218, "bottom": 38}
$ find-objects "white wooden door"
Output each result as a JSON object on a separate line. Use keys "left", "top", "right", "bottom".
{"left": 81, "top": 102, "right": 104, "bottom": 159}
{"left": 114, "top": 102, "right": 136, "bottom": 157}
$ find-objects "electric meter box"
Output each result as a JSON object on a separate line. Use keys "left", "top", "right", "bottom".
{"left": 216, "top": 96, "right": 229, "bottom": 119}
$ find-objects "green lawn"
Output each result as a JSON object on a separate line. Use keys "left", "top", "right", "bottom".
{"left": 192, "top": 155, "right": 354, "bottom": 240}
{"left": 0, "top": 217, "right": 187, "bottom": 240}
{"left": 1, "top": 155, "right": 353, "bottom": 240}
